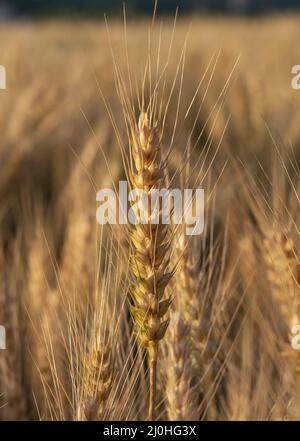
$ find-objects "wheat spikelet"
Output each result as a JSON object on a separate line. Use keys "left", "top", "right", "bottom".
{"left": 129, "top": 111, "right": 173, "bottom": 420}
{"left": 165, "top": 312, "right": 197, "bottom": 421}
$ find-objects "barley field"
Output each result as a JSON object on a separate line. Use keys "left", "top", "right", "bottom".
{"left": 0, "top": 15, "right": 299, "bottom": 421}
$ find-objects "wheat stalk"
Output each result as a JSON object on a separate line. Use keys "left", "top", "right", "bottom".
{"left": 129, "top": 111, "right": 173, "bottom": 420}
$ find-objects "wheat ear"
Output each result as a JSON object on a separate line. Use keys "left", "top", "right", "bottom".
{"left": 77, "top": 337, "right": 113, "bottom": 421}
{"left": 263, "top": 230, "right": 300, "bottom": 331}
{"left": 0, "top": 244, "right": 27, "bottom": 420}
{"left": 165, "top": 311, "right": 197, "bottom": 421}
{"left": 175, "top": 231, "right": 218, "bottom": 419}
{"left": 129, "top": 111, "right": 172, "bottom": 420}
{"left": 263, "top": 230, "right": 300, "bottom": 382}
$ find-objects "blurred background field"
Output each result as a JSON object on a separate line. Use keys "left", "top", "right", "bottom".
{"left": 1, "top": 14, "right": 300, "bottom": 224}
{"left": 0, "top": 4, "right": 300, "bottom": 421}
{"left": 1, "top": 0, "right": 300, "bottom": 17}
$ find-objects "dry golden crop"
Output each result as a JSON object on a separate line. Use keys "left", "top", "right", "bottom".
{"left": 0, "top": 14, "right": 299, "bottom": 421}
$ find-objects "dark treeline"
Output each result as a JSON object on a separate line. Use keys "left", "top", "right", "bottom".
{"left": 1, "top": 0, "right": 300, "bottom": 16}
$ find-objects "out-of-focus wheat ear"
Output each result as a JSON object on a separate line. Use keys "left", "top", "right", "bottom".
{"left": 76, "top": 336, "right": 113, "bottom": 421}
{"left": 25, "top": 229, "right": 60, "bottom": 419}
{"left": 0, "top": 242, "right": 27, "bottom": 420}
{"left": 174, "top": 230, "right": 218, "bottom": 420}
{"left": 238, "top": 232, "right": 257, "bottom": 286}
{"left": 128, "top": 111, "right": 173, "bottom": 420}
{"left": 165, "top": 312, "right": 197, "bottom": 421}
{"left": 263, "top": 229, "right": 300, "bottom": 330}
{"left": 263, "top": 229, "right": 300, "bottom": 414}
{"left": 60, "top": 211, "right": 95, "bottom": 299}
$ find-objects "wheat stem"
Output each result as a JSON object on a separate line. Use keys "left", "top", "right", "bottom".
{"left": 149, "top": 346, "right": 158, "bottom": 420}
